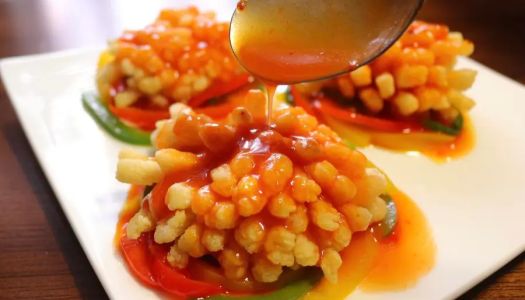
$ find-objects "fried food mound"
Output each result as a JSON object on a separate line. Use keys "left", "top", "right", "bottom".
{"left": 116, "top": 89, "right": 388, "bottom": 283}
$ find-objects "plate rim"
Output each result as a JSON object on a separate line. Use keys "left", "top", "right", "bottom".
{"left": 1, "top": 48, "right": 524, "bottom": 300}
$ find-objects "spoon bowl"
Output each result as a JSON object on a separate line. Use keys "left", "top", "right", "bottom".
{"left": 230, "top": 0, "right": 424, "bottom": 84}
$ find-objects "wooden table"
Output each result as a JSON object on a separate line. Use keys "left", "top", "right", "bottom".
{"left": 0, "top": 0, "right": 523, "bottom": 299}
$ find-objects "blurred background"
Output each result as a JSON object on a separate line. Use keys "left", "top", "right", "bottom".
{"left": 0, "top": 0, "right": 523, "bottom": 299}
{"left": 0, "top": 0, "right": 524, "bottom": 83}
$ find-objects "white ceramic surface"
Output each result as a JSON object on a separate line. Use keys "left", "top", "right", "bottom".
{"left": 1, "top": 14, "right": 525, "bottom": 300}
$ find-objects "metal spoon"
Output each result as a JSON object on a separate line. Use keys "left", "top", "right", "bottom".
{"left": 230, "top": 0, "right": 423, "bottom": 84}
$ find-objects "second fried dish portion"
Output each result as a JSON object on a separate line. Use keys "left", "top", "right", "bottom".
{"left": 290, "top": 21, "right": 477, "bottom": 158}
{"left": 115, "top": 89, "right": 392, "bottom": 296}
{"left": 96, "top": 7, "right": 249, "bottom": 130}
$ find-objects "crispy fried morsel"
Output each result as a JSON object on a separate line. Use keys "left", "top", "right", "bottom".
{"left": 291, "top": 174, "right": 321, "bottom": 203}
{"left": 154, "top": 210, "right": 192, "bottom": 244}
{"left": 340, "top": 204, "right": 373, "bottom": 232}
{"left": 167, "top": 243, "right": 189, "bottom": 269}
{"left": 119, "top": 149, "right": 148, "bottom": 160}
{"left": 309, "top": 200, "right": 342, "bottom": 231}
{"left": 234, "top": 217, "right": 266, "bottom": 254}
{"left": 264, "top": 226, "right": 296, "bottom": 267}
{"left": 219, "top": 243, "right": 249, "bottom": 280}
{"left": 251, "top": 256, "right": 283, "bottom": 283}
{"left": 192, "top": 185, "right": 217, "bottom": 215}
{"left": 165, "top": 182, "right": 195, "bottom": 210}
{"left": 260, "top": 153, "right": 294, "bottom": 195}
{"left": 367, "top": 197, "right": 388, "bottom": 223}
{"left": 268, "top": 193, "right": 297, "bottom": 218}
{"left": 155, "top": 148, "right": 199, "bottom": 174}
{"left": 294, "top": 234, "right": 320, "bottom": 266}
{"left": 233, "top": 175, "right": 267, "bottom": 217}
{"left": 292, "top": 137, "right": 322, "bottom": 162}
{"left": 286, "top": 204, "right": 309, "bottom": 233}
{"left": 230, "top": 154, "right": 255, "bottom": 179}
{"left": 352, "top": 168, "right": 387, "bottom": 207}
{"left": 204, "top": 201, "right": 239, "bottom": 230}
{"left": 126, "top": 209, "right": 154, "bottom": 239}
{"left": 210, "top": 164, "right": 237, "bottom": 197}
{"left": 305, "top": 161, "right": 338, "bottom": 189}
{"left": 202, "top": 228, "right": 226, "bottom": 252}
{"left": 314, "top": 220, "right": 352, "bottom": 251}
{"left": 117, "top": 159, "right": 162, "bottom": 185}
{"left": 178, "top": 224, "right": 207, "bottom": 257}
{"left": 321, "top": 249, "right": 343, "bottom": 283}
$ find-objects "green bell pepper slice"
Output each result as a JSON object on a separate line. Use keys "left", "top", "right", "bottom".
{"left": 82, "top": 92, "right": 152, "bottom": 146}
{"left": 422, "top": 113, "right": 463, "bottom": 136}
{"left": 379, "top": 194, "right": 398, "bottom": 237}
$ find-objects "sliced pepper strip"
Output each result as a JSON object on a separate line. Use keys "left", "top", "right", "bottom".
{"left": 152, "top": 256, "right": 224, "bottom": 298}
{"left": 206, "top": 269, "right": 322, "bottom": 300}
{"left": 120, "top": 233, "right": 159, "bottom": 288}
{"left": 195, "top": 101, "right": 237, "bottom": 119}
{"left": 82, "top": 92, "right": 151, "bottom": 145}
{"left": 422, "top": 113, "right": 463, "bottom": 136}
{"left": 189, "top": 74, "right": 251, "bottom": 107}
{"left": 109, "top": 104, "right": 170, "bottom": 131}
{"left": 120, "top": 231, "right": 224, "bottom": 298}
{"left": 313, "top": 97, "right": 424, "bottom": 132}
{"left": 149, "top": 173, "right": 183, "bottom": 221}
{"left": 379, "top": 194, "right": 398, "bottom": 237}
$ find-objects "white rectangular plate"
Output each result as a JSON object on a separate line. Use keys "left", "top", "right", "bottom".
{"left": 2, "top": 10, "right": 525, "bottom": 300}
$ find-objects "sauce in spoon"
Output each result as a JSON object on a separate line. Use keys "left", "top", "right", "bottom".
{"left": 230, "top": 0, "right": 422, "bottom": 122}
{"left": 230, "top": 0, "right": 422, "bottom": 84}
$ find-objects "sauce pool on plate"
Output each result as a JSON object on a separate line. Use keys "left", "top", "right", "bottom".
{"left": 302, "top": 188, "right": 435, "bottom": 300}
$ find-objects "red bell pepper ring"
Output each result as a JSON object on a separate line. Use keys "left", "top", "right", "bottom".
{"left": 313, "top": 97, "right": 424, "bottom": 133}
{"left": 120, "top": 233, "right": 159, "bottom": 288}
{"left": 189, "top": 74, "right": 252, "bottom": 107}
{"left": 149, "top": 174, "right": 182, "bottom": 221}
{"left": 195, "top": 101, "right": 237, "bottom": 119}
{"left": 152, "top": 257, "right": 224, "bottom": 298}
{"left": 109, "top": 104, "right": 169, "bottom": 131}
{"left": 120, "top": 231, "right": 224, "bottom": 298}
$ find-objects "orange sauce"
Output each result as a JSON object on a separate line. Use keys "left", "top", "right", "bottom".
{"left": 361, "top": 188, "right": 435, "bottom": 291}
{"left": 113, "top": 185, "right": 144, "bottom": 246}
{"left": 230, "top": 0, "right": 420, "bottom": 83}
{"left": 423, "top": 115, "right": 475, "bottom": 162}
{"left": 303, "top": 188, "right": 435, "bottom": 300}
{"left": 302, "top": 232, "right": 378, "bottom": 300}
{"left": 230, "top": 0, "right": 390, "bottom": 83}
{"left": 264, "top": 83, "right": 277, "bottom": 124}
